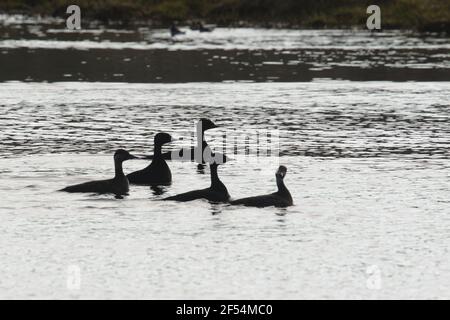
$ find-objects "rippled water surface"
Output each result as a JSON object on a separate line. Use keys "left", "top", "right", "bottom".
{"left": 1, "top": 81, "right": 449, "bottom": 158}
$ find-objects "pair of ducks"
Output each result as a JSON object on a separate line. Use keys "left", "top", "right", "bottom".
{"left": 61, "top": 119, "right": 293, "bottom": 208}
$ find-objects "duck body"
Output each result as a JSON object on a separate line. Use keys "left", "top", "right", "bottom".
{"left": 127, "top": 133, "right": 173, "bottom": 186}
{"left": 190, "top": 22, "right": 214, "bottom": 32}
{"left": 230, "top": 192, "right": 292, "bottom": 208}
{"left": 199, "top": 24, "right": 213, "bottom": 32}
{"left": 164, "top": 159, "right": 230, "bottom": 203}
{"left": 230, "top": 166, "right": 293, "bottom": 208}
{"left": 170, "top": 24, "right": 185, "bottom": 37}
{"left": 127, "top": 158, "right": 172, "bottom": 186}
{"left": 61, "top": 149, "right": 137, "bottom": 196}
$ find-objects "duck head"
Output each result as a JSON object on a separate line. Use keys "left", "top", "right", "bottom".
{"left": 154, "top": 132, "right": 173, "bottom": 147}
{"left": 114, "top": 149, "right": 138, "bottom": 162}
{"left": 198, "top": 118, "right": 218, "bottom": 132}
{"left": 275, "top": 165, "right": 288, "bottom": 179}
{"left": 206, "top": 152, "right": 230, "bottom": 167}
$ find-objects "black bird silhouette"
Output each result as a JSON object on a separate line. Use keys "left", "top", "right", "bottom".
{"left": 230, "top": 166, "right": 293, "bottom": 208}
{"left": 170, "top": 23, "right": 185, "bottom": 37}
{"left": 196, "top": 22, "right": 213, "bottom": 32}
{"left": 127, "top": 133, "right": 173, "bottom": 186}
{"left": 163, "top": 153, "right": 230, "bottom": 203}
{"left": 60, "top": 149, "right": 138, "bottom": 196}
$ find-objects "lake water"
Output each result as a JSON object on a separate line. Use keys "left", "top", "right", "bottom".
{"left": 0, "top": 15, "right": 449, "bottom": 299}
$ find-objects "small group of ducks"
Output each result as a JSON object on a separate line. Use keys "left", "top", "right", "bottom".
{"left": 170, "top": 22, "right": 214, "bottom": 37}
{"left": 61, "top": 119, "right": 293, "bottom": 208}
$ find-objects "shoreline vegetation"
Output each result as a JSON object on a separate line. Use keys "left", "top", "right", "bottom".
{"left": 0, "top": 0, "right": 449, "bottom": 32}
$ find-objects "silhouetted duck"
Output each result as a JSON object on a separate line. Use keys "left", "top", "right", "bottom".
{"left": 195, "top": 22, "right": 213, "bottom": 32}
{"left": 170, "top": 23, "right": 185, "bottom": 37}
{"left": 230, "top": 166, "right": 293, "bottom": 208}
{"left": 60, "top": 149, "right": 138, "bottom": 196}
{"left": 164, "top": 153, "right": 230, "bottom": 203}
{"left": 127, "top": 133, "right": 173, "bottom": 186}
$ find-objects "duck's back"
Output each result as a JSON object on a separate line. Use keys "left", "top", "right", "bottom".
{"left": 208, "top": 182, "right": 230, "bottom": 202}
{"left": 164, "top": 185, "right": 229, "bottom": 203}
{"left": 231, "top": 192, "right": 292, "bottom": 208}
{"left": 205, "top": 189, "right": 230, "bottom": 202}
{"left": 163, "top": 188, "right": 208, "bottom": 202}
{"left": 61, "top": 176, "right": 129, "bottom": 195}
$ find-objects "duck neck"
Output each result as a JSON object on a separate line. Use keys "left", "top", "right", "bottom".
{"left": 114, "top": 160, "right": 124, "bottom": 178}
{"left": 210, "top": 164, "right": 221, "bottom": 187}
{"left": 276, "top": 176, "right": 289, "bottom": 195}
{"left": 154, "top": 143, "right": 162, "bottom": 159}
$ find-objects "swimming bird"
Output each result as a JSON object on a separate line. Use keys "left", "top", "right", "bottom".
{"left": 60, "top": 149, "right": 138, "bottom": 196}
{"left": 127, "top": 133, "right": 173, "bottom": 186}
{"left": 163, "top": 153, "right": 230, "bottom": 203}
{"left": 230, "top": 166, "right": 293, "bottom": 208}
{"left": 170, "top": 23, "right": 185, "bottom": 37}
